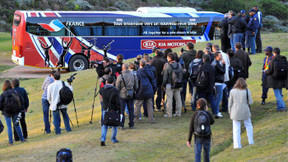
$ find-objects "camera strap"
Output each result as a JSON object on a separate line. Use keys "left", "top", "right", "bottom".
{"left": 121, "top": 74, "right": 131, "bottom": 91}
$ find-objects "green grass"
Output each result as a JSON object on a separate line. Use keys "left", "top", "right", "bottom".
{"left": 0, "top": 32, "right": 12, "bottom": 52}
{"left": 0, "top": 33, "right": 287, "bottom": 162}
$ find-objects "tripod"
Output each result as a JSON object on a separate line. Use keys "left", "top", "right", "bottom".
{"left": 68, "top": 82, "right": 79, "bottom": 127}
{"left": 89, "top": 77, "right": 101, "bottom": 124}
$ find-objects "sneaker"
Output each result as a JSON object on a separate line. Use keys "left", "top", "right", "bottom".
{"left": 101, "top": 141, "right": 105, "bottom": 146}
{"left": 155, "top": 109, "right": 161, "bottom": 112}
{"left": 173, "top": 114, "right": 181, "bottom": 117}
{"left": 112, "top": 140, "right": 119, "bottom": 144}
{"left": 261, "top": 100, "right": 265, "bottom": 105}
{"left": 8, "top": 143, "right": 13, "bottom": 146}
{"left": 164, "top": 114, "right": 171, "bottom": 118}
{"left": 21, "top": 139, "right": 27, "bottom": 143}
{"left": 215, "top": 113, "right": 223, "bottom": 118}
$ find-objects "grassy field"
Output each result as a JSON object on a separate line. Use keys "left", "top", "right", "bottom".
{"left": 0, "top": 33, "right": 287, "bottom": 161}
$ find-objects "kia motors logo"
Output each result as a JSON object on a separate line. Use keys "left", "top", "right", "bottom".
{"left": 143, "top": 40, "right": 156, "bottom": 49}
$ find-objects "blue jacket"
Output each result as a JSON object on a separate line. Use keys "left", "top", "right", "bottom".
{"left": 14, "top": 87, "right": 29, "bottom": 110}
{"left": 135, "top": 66, "right": 156, "bottom": 100}
{"left": 248, "top": 14, "right": 259, "bottom": 33}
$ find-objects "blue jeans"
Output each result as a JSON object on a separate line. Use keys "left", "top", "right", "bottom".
{"left": 42, "top": 99, "right": 51, "bottom": 133}
{"left": 233, "top": 33, "right": 244, "bottom": 49}
{"left": 230, "top": 36, "right": 235, "bottom": 52}
{"left": 198, "top": 92, "right": 217, "bottom": 115}
{"left": 249, "top": 30, "right": 258, "bottom": 54}
{"left": 52, "top": 109, "right": 71, "bottom": 134}
{"left": 4, "top": 115, "right": 24, "bottom": 144}
{"left": 215, "top": 84, "right": 225, "bottom": 113}
{"left": 273, "top": 89, "right": 286, "bottom": 111}
{"left": 194, "top": 138, "right": 211, "bottom": 162}
{"left": 101, "top": 110, "right": 118, "bottom": 142}
{"left": 120, "top": 98, "right": 134, "bottom": 127}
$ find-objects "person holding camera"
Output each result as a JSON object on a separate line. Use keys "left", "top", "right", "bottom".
{"left": 95, "top": 58, "right": 115, "bottom": 78}
{"left": 0, "top": 80, "right": 25, "bottom": 145}
{"left": 100, "top": 76, "right": 121, "bottom": 146}
{"left": 116, "top": 63, "right": 138, "bottom": 128}
{"left": 12, "top": 79, "right": 29, "bottom": 141}
{"left": 47, "top": 72, "right": 72, "bottom": 134}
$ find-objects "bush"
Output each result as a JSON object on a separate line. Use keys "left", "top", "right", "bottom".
{"left": 259, "top": 0, "right": 288, "bottom": 20}
{"left": 208, "top": 0, "right": 246, "bottom": 13}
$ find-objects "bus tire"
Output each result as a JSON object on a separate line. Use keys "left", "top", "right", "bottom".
{"left": 68, "top": 55, "right": 88, "bottom": 72}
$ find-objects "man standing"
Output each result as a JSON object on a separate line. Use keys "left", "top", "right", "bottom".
{"left": 180, "top": 42, "right": 197, "bottom": 107}
{"left": 42, "top": 70, "right": 56, "bottom": 134}
{"left": 248, "top": 9, "right": 259, "bottom": 54}
{"left": 235, "top": 42, "right": 252, "bottom": 79}
{"left": 227, "top": 49, "right": 244, "bottom": 93}
{"left": 261, "top": 46, "right": 274, "bottom": 105}
{"left": 114, "top": 54, "right": 124, "bottom": 77}
{"left": 219, "top": 14, "right": 231, "bottom": 53}
{"left": 240, "top": 10, "right": 250, "bottom": 51}
{"left": 134, "top": 60, "right": 156, "bottom": 124}
{"left": 253, "top": 6, "right": 263, "bottom": 53}
{"left": 116, "top": 63, "right": 138, "bottom": 128}
{"left": 150, "top": 50, "right": 166, "bottom": 111}
{"left": 162, "top": 53, "right": 183, "bottom": 117}
{"left": 228, "top": 11, "right": 236, "bottom": 51}
{"left": 47, "top": 72, "right": 72, "bottom": 134}
{"left": 229, "top": 13, "right": 247, "bottom": 49}
{"left": 12, "top": 79, "right": 29, "bottom": 141}
{"left": 264, "top": 48, "right": 287, "bottom": 112}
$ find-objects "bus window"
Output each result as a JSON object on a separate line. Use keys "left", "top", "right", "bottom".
{"left": 142, "top": 26, "right": 160, "bottom": 36}
{"left": 50, "top": 28, "right": 66, "bottom": 36}
{"left": 92, "top": 26, "right": 103, "bottom": 36}
{"left": 159, "top": 25, "right": 177, "bottom": 35}
{"left": 105, "top": 26, "right": 139, "bottom": 36}
{"left": 13, "top": 14, "right": 21, "bottom": 27}
{"left": 26, "top": 24, "right": 50, "bottom": 36}
{"left": 72, "top": 26, "right": 91, "bottom": 36}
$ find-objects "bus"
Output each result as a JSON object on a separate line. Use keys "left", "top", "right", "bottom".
{"left": 12, "top": 7, "right": 224, "bottom": 71}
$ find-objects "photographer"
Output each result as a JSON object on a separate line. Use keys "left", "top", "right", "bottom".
{"left": 114, "top": 54, "right": 124, "bottom": 77}
{"left": 0, "top": 80, "right": 25, "bottom": 145}
{"left": 95, "top": 58, "right": 115, "bottom": 78}
{"left": 12, "top": 79, "right": 29, "bottom": 141}
{"left": 47, "top": 72, "right": 72, "bottom": 134}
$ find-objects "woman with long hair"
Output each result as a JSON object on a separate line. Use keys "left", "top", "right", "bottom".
{"left": 0, "top": 80, "right": 25, "bottom": 145}
{"left": 228, "top": 78, "right": 254, "bottom": 149}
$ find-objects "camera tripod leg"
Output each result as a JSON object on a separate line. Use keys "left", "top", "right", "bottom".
{"left": 90, "top": 77, "right": 99, "bottom": 124}
{"left": 72, "top": 98, "right": 79, "bottom": 127}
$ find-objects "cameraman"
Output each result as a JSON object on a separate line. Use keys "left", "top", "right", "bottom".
{"left": 114, "top": 54, "right": 124, "bottom": 77}
{"left": 47, "top": 72, "right": 72, "bottom": 134}
{"left": 95, "top": 58, "right": 115, "bottom": 78}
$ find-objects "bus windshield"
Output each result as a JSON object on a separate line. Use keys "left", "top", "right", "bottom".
{"left": 13, "top": 14, "right": 21, "bottom": 27}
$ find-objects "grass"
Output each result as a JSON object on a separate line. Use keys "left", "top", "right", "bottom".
{"left": 0, "top": 33, "right": 287, "bottom": 161}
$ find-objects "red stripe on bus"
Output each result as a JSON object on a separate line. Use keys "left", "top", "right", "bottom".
{"left": 39, "top": 24, "right": 55, "bottom": 32}
{"left": 31, "top": 13, "right": 37, "bottom": 17}
{"left": 45, "top": 13, "right": 57, "bottom": 17}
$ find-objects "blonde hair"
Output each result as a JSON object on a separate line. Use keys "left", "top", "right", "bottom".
{"left": 233, "top": 78, "right": 247, "bottom": 89}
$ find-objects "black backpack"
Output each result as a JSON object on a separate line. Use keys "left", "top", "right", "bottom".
{"left": 190, "top": 60, "right": 202, "bottom": 81}
{"left": 273, "top": 59, "right": 287, "bottom": 79}
{"left": 169, "top": 63, "right": 183, "bottom": 89}
{"left": 4, "top": 90, "right": 22, "bottom": 114}
{"left": 196, "top": 66, "right": 209, "bottom": 89}
{"left": 56, "top": 148, "right": 72, "bottom": 162}
{"left": 194, "top": 111, "right": 211, "bottom": 137}
{"left": 58, "top": 82, "right": 73, "bottom": 106}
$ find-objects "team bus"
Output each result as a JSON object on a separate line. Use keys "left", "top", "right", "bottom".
{"left": 12, "top": 7, "right": 224, "bottom": 71}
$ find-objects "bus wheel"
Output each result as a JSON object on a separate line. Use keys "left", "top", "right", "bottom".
{"left": 68, "top": 55, "right": 88, "bottom": 72}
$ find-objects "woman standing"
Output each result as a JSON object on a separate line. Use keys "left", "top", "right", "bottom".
{"left": 0, "top": 80, "right": 25, "bottom": 145}
{"left": 228, "top": 78, "right": 254, "bottom": 149}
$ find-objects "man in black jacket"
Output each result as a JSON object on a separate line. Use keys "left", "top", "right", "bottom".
{"left": 12, "top": 79, "right": 29, "bottom": 141}
{"left": 227, "top": 49, "right": 244, "bottom": 93}
{"left": 196, "top": 54, "right": 218, "bottom": 117}
{"left": 150, "top": 50, "right": 166, "bottom": 111}
{"left": 264, "top": 48, "right": 287, "bottom": 112}
{"left": 235, "top": 42, "right": 252, "bottom": 79}
{"left": 100, "top": 76, "right": 122, "bottom": 146}
{"left": 229, "top": 13, "right": 247, "bottom": 50}
{"left": 219, "top": 15, "right": 231, "bottom": 53}
{"left": 187, "top": 98, "right": 214, "bottom": 162}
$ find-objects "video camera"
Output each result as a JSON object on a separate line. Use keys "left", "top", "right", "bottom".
{"left": 181, "top": 48, "right": 187, "bottom": 53}
{"left": 67, "top": 73, "right": 77, "bottom": 84}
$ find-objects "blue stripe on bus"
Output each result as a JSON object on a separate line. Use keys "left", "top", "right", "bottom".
{"left": 164, "top": 13, "right": 192, "bottom": 17}
{"left": 59, "top": 13, "right": 138, "bottom": 17}
{"left": 196, "top": 13, "right": 224, "bottom": 18}
{"left": 31, "top": 35, "right": 46, "bottom": 60}
{"left": 51, "top": 38, "right": 63, "bottom": 55}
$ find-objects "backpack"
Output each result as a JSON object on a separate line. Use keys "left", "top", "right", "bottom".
{"left": 190, "top": 60, "right": 202, "bottom": 81}
{"left": 56, "top": 148, "right": 72, "bottom": 162}
{"left": 3, "top": 90, "right": 21, "bottom": 114}
{"left": 196, "top": 66, "right": 209, "bottom": 89}
{"left": 169, "top": 63, "right": 183, "bottom": 89}
{"left": 273, "top": 59, "right": 287, "bottom": 79}
{"left": 228, "top": 66, "right": 234, "bottom": 80}
{"left": 194, "top": 111, "right": 211, "bottom": 137}
{"left": 58, "top": 82, "right": 73, "bottom": 106}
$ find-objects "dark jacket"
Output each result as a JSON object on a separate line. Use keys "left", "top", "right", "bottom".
{"left": 0, "top": 89, "right": 24, "bottom": 117}
{"left": 100, "top": 85, "right": 121, "bottom": 112}
{"left": 188, "top": 110, "right": 214, "bottom": 142}
{"left": 235, "top": 49, "right": 252, "bottom": 78}
{"left": 180, "top": 49, "right": 197, "bottom": 71}
{"left": 135, "top": 66, "right": 156, "bottom": 100}
{"left": 219, "top": 17, "right": 229, "bottom": 36}
{"left": 150, "top": 55, "right": 166, "bottom": 85}
{"left": 162, "top": 61, "right": 183, "bottom": 86}
{"left": 228, "top": 16, "right": 235, "bottom": 38}
{"left": 264, "top": 55, "right": 288, "bottom": 89}
{"left": 212, "top": 60, "right": 226, "bottom": 83}
{"left": 229, "top": 16, "right": 247, "bottom": 34}
{"left": 0, "top": 119, "right": 3, "bottom": 134}
{"left": 196, "top": 62, "right": 216, "bottom": 94}
{"left": 228, "top": 57, "right": 244, "bottom": 87}
{"left": 14, "top": 87, "right": 29, "bottom": 110}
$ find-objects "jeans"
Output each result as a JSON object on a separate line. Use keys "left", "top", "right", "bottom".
{"left": 52, "top": 109, "right": 71, "bottom": 134}
{"left": 42, "top": 99, "right": 51, "bottom": 133}
{"left": 194, "top": 138, "right": 211, "bottom": 162}
{"left": 233, "top": 118, "right": 254, "bottom": 149}
{"left": 4, "top": 115, "right": 24, "bottom": 144}
{"left": 233, "top": 33, "right": 244, "bottom": 49}
{"left": 14, "top": 112, "right": 28, "bottom": 140}
{"left": 101, "top": 110, "right": 118, "bottom": 142}
{"left": 244, "top": 30, "right": 250, "bottom": 49}
{"left": 155, "top": 84, "right": 162, "bottom": 110}
{"left": 181, "top": 78, "right": 189, "bottom": 103}
{"left": 120, "top": 98, "right": 134, "bottom": 127}
{"left": 273, "top": 89, "right": 286, "bottom": 111}
{"left": 256, "top": 26, "right": 262, "bottom": 52}
{"left": 230, "top": 36, "right": 235, "bottom": 52}
{"left": 249, "top": 30, "right": 258, "bottom": 54}
{"left": 215, "top": 84, "right": 225, "bottom": 113}
{"left": 198, "top": 92, "right": 217, "bottom": 115}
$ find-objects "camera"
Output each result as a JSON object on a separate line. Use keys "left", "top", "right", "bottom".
{"left": 15, "top": 112, "right": 22, "bottom": 126}
{"left": 181, "top": 48, "right": 187, "bottom": 53}
{"left": 67, "top": 73, "right": 77, "bottom": 84}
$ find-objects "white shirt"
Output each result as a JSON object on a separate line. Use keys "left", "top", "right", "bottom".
{"left": 47, "top": 80, "right": 73, "bottom": 111}
{"left": 221, "top": 50, "right": 230, "bottom": 82}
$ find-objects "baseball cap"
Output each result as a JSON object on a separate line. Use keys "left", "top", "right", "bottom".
{"left": 249, "top": 9, "right": 256, "bottom": 13}
{"left": 240, "top": 10, "right": 245, "bottom": 14}
{"left": 264, "top": 46, "right": 273, "bottom": 52}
